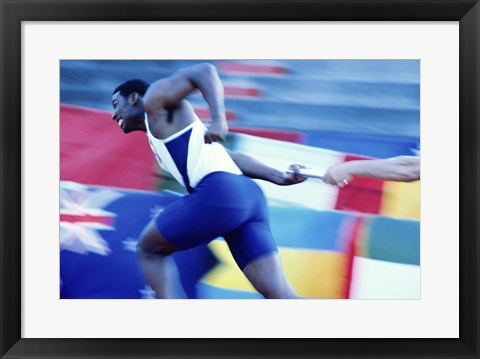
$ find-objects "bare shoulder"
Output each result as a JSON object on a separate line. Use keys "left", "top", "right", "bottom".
{"left": 143, "top": 68, "right": 198, "bottom": 110}
{"left": 143, "top": 78, "right": 170, "bottom": 112}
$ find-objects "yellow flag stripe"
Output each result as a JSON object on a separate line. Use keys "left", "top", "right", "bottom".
{"left": 380, "top": 181, "right": 420, "bottom": 219}
{"left": 202, "top": 240, "right": 349, "bottom": 298}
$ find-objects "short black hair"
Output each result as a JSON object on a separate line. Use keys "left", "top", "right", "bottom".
{"left": 113, "top": 79, "right": 150, "bottom": 98}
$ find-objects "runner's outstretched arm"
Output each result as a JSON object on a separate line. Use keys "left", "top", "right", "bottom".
{"left": 228, "top": 150, "right": 306, "bottom": 186}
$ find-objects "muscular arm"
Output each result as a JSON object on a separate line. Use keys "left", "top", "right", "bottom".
{"left": 228, "top": 150, "right": 306, "bottom": 186}
{"left": 322, "top": 156, "right": 420, "bottom": 186}
{"left": 143, "top": 63, "right": 227, "bottom": 142}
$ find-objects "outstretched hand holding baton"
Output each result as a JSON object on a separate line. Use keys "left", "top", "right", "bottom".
{"left": 288, "top": 164, "right": 350, "bottom": 188}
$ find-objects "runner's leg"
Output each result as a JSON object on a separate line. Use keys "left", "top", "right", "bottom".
{"left": 137, "top": 220, "right": 182, "bottom": 299}
{"left": 225, "top": 224, "right": 299, "bottom": 299}
{"left": 243, "top": 252, "right": 298, "bottom": 299}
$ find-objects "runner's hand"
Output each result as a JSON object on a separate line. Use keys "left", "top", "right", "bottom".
{"left": 323, "top": 163, "right": 352, "bottom": 187}
{"left": 204, "top": 121, "right": 228, "bottom": 143}
{"left": 275, "top": 164, "right": 308, "bottom": 185}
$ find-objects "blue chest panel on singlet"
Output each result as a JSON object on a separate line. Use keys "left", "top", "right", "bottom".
{"left": 164, "top": 128, "right": 194, "bottom": 193}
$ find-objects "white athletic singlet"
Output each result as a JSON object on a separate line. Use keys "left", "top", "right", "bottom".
{"left": 145, "top": 113, "right": 242, "bottom": 192}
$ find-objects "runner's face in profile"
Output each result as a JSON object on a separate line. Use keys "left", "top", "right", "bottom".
{"left": 111, "top": 92, "right": 142, "bottom": 133}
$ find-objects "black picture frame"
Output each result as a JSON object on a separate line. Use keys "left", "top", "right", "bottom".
{"left": 1, "top": 1, "right": 479, "bottom": 358}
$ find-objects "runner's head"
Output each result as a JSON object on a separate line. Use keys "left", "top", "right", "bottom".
{"left": 111, "top": 79, "right": 150, "bottom": 133}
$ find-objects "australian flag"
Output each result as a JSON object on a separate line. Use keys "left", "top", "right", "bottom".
{"left": 60, "top": 181, "right": 217, "bottom": 299}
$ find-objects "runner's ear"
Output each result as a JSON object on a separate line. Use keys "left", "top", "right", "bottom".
{"left": 129, "top": 92, "right": 139, "bottom": 105}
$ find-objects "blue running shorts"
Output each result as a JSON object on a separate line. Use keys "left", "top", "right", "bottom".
{"left": 155, "top": 171, "right": 278, "bottom": 269}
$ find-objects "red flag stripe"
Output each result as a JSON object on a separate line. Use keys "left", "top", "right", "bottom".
{"left": 217, "top": 62, "right": 288, "bottom": 75}
{"left": 334, "top": 154, "right": 385, "bottom": 214}
{"left": 341, "top": 217, "right": 363, "bottom": 299}
{"left": 60, "top": 213, "right": 114, "bottom": 226}
{"left": 224, "top": 86, "right": 262, "bottom": 98}
{"left": 61, "top": 104, "right": 155, "bottom": 190}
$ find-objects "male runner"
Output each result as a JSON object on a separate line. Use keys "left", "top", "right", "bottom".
{"left": 111, "top": 63, "right": 305, "bottom": 299}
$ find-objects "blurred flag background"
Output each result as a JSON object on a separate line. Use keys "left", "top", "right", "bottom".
{"left": 60, "top": 60, "right": 420, "bottom": 299}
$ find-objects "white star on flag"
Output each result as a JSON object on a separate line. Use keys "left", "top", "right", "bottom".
{"left": 149, "top": 205, "right": 164, "bottom": 219}
{"left": 122, "top": 237, "right": 138, "bottom": 252}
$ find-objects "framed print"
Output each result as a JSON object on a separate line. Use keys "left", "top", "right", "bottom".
{"left": 1, "top": 0, "right": 479, "bottom": 358}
